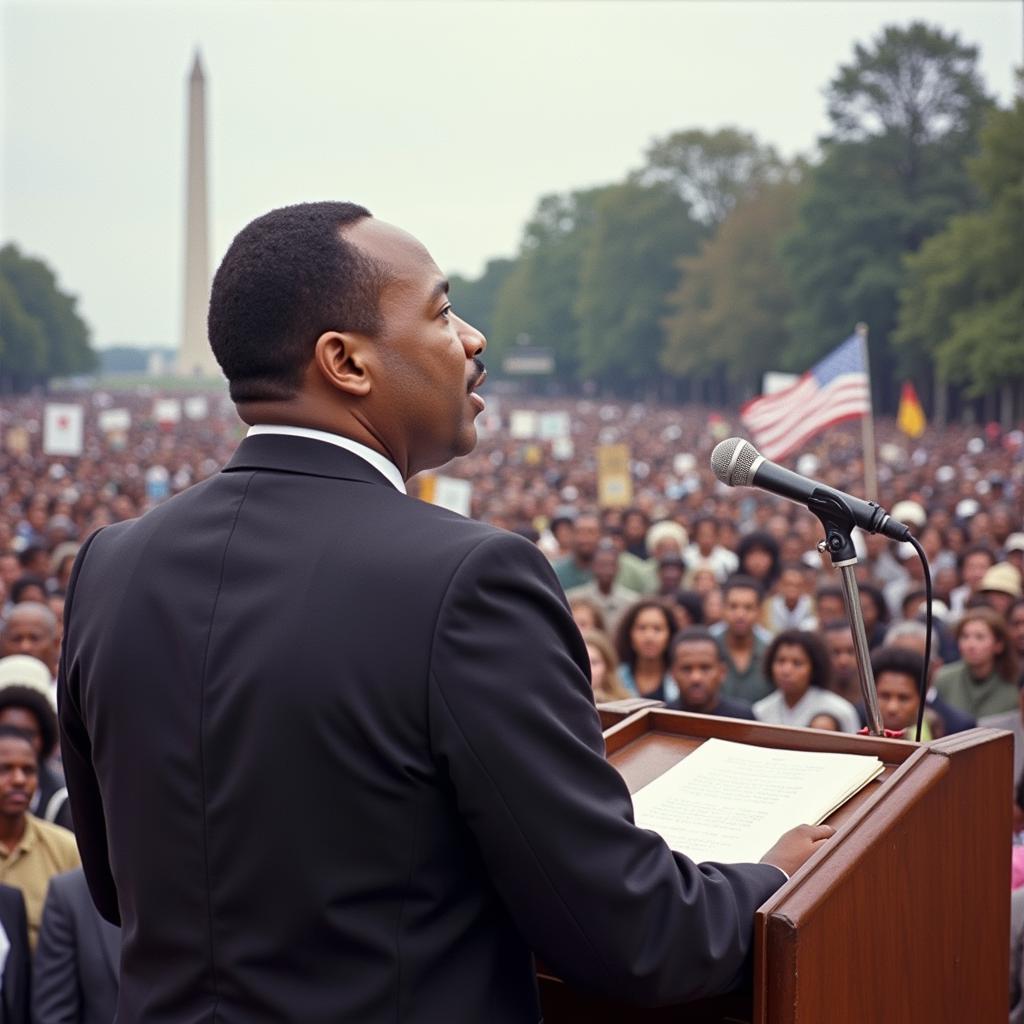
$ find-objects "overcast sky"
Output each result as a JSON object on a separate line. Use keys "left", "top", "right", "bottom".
{"left": 2, "top": 0, "right": 1021, "bottom": 350}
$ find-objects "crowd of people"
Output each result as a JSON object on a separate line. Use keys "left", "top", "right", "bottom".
{"left": 0, "top": 388, "right": 1022, "bottom": 1018}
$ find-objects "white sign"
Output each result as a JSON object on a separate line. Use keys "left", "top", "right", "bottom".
{"left": 551, "top": 437, "right": 575, "bottom": 461}
{"left": 432, "top": 476, "right": 473, "bottom": 518}
{"left": 43, "top": 403, "right": 84, "bottom": 456}
{"left": 153, "top": 399, "right": 182, "bottom": 424}
{"left": 538, "top": 411, "right": 571, "bottom": 440}
{"left": 98, "top": 408, "right": 131, "bottom": 433}
{"left": 509, "top": 410, "right": 538, "bottom": 440}
{"left": 184, "top": 396, "right": 209, "bottom": 420}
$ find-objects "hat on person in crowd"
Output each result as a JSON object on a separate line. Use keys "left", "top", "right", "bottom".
{"left": 891, "top": 500, "right": 927, "bottom": 530}
{"left": 955, "top": 499, "right": 980, "bottom": 520}
{"left": 1005, "top": 534, "right": 1024, "bottom": 554}
{"left": 645, "top": 520, "right": 688, "bottom": 555}
{"left": 0, "top": 654, "right": 53, "bottom": 698}
{"left": 979, "top": 563, "right": 1023, "bottom": 599}
{"left": 50, "top": 540, "right": 81, "bottom": 573}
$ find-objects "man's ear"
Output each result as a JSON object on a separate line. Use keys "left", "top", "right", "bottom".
{"left": 313, "top": 331, "right": 373, "bottom": 397}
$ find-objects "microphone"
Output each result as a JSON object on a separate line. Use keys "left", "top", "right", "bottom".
{"left": 710, "top": 437, "right": 911, "bottom": 542}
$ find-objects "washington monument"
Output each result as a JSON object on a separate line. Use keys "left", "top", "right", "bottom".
{"left": 177, "top": 50, "right": 220, "bottom": 378}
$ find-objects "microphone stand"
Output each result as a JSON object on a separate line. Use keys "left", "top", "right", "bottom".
{"left": 809, "top": 491, "right": 884, "bottom": 736}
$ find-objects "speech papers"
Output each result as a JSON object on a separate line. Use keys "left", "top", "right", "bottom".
{"left": 631, "top": 738, "right": 883, "bottom": 865}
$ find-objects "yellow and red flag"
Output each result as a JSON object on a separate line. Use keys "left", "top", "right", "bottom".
{"left": 897, "top": 381, "right": 926, "bottom": 439}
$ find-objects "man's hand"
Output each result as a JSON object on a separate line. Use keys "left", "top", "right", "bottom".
{"left": 760, "top": 823, "right": 835, "bottom": 877}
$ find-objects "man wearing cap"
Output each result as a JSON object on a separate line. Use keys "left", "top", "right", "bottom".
{"left": 1004, "top": 535, "right": 1024, "bottom": 581}
{"left": 979, "top": 563, "right": 1023, "bottom": 619}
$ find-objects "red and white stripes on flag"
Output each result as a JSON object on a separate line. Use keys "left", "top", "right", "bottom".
{"left": 740, "top": 334, "right": 871, "bottom": 461}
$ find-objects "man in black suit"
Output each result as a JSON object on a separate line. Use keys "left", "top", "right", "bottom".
{"left": 58, "top": 202, "right": 832, "bottom": 1023}
{"left": 0, "top": 883, "right": 29, "bottom": 1024}
{"left": 33, "top": 868, "right": 119, "bottom": 1024}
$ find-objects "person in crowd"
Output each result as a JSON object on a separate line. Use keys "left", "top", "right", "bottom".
{"left": 701, "top": 585, "right": 724, "bottom": 627}
{"left": 763, "top": 562, "right": 815, "bottom": 634}
{"left": 977, "top": 563, "right": 1023, "bottom": 619}
{"left": 1009, "top": 599, "right": 1024, "bottom": 664}
{"left": 933, "top": 607, "right": 1020, "bottom": 719}
{"left": 823, "top": 621, "right": 860, "bottom": 705}
{"left": 567, "top": 595, "right": 607, "bottom": 637}
{"left": 0, "top": 688, "right": 70, "bottom": 830}
{"left": 553, "top": 509, "right": 601, "bottom": 591}
{"left": 615, "top": 600, "right": 678, "bottom": 702}
{"left": 710, "top": 577, "right": 773, "bottom": 704}
{"left": 858, "top": 584, "right": 890, "bottom": 647}
{"left": 33, "top": 868, "right": 120, "bottom": 1024}
{"left": 753, "top": 630, "right": 860, "bottom": 732}
{"left": 581, "top": 630, "right": 630, "bottom": 704}
{"left": 7, "top": 579, "right": 47, "bottom": 608}
{"left": 0, "top": 882, "right": 30, "bottom": 1024}
{"left": 566, "top": 541, "right": 640, "bottom": 639}
{"left": 0, "top": 726, "right": 78, "bottom": 949}
{"left": 1005, "top": 535, "right": 1024, "bottom": 579}
{"left": 620, "top": 508, "right": 650, "bottom": 560}
{"left": 0, "top": 604, "right": 60, "bottom": 683}
{"left": 950, "top": 544, "right": 997, "bottom": 614}
{"left": 808, "top": 713, "right": 841, "bottom": 731}
{"left": 883, "top": 620, "right": 975, "bottom": 737}
{"left": 814, "top": 585, "right": 847, "bottom": 628}
{"left": 638, "top": 520, "right": 689, "bottom": 594}
{"left": 735, "top": 532, "right": 780, "bottom": 594}
{"left": 654, "top": 554, "right": 687, "bottom": 598}
{"left": 870, "top": 647, "right": 930, "bottom": 740}
{"left": 684, "top": 516, "right": 738, "bottom": 583}
{"left": 668, "top": 628, "right": 755, "bottom": 720}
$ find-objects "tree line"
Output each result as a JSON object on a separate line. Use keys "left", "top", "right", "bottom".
{"left": 0, "top": 244, "right": 95, "bottom": 392}
{"left": 451, "top": 23, "right": 1023, "bottom": 423}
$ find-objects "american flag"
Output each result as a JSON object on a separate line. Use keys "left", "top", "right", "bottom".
{"left": 740, "top": 333, "right": 871, "bottom": 461}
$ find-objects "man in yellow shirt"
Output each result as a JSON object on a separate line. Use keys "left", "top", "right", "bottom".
{"left": 0, "top": 726, "right": 79, "bottom": 948}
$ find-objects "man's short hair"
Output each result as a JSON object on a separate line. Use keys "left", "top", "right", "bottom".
{"left": 669, "top": 627, "right": 722, "bottom": 661}
{"left": 871, "top": 646, "right": 925, "bottom": 689}
{"left": 208, "top": 201, "right": 388, "bottom": 403}
{"left": 722, "top": 574, "right": 764, "bottom": 600}
{"left": 9, "top": 576, "right": 47, "bottom": 604}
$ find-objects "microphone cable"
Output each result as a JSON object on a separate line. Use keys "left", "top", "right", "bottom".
{"left": 905, "top": 534, "right": 933, "bottom": 743}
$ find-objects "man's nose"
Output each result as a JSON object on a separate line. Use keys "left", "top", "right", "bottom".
{"left": 454, "top": 314, "right": 486, "bottom": 357}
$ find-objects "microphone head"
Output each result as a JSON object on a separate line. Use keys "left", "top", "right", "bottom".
{"left": 711, "top": 437, "right": 761, "bottom": 487}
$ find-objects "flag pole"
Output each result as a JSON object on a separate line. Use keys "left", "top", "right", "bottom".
{"left": 856, "top": 322, "right": 878, "bottom": 501}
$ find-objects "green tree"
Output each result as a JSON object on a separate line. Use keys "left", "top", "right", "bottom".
{"left": 0, "top": 244, "right": 96, "bottom": 390}
{"left": 0, "top": 276, "right": 48, "bottom": 386}
{"left": 491, "top": 188, "right": 609, "bottom": 378}
{"left": 633, "top": 127, "right": 789, "bottom": 229}
{"left": 895, "top": 91, "right": 1024, "bottom": 407}
{"left": 661, "top": 177, "right": 806, "bottom": 398}
{"left": 575, "top": 182, "right": 701, "bottom": 387}
{"left": 783, "top": 22, "right": 993, "bottom": 410}
{"left": 448, "top": 258, "right": 514, "bottom": 342}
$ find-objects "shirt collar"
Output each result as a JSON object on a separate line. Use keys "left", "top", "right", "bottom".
{"left": 245, "top": 425, "right": 406, "bottom": 494}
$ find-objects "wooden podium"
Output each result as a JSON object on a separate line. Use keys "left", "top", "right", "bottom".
{"left": 538, "top": 707, "right": 1012, "bottom": 1023}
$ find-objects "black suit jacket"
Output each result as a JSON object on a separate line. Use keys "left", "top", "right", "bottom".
{"left": 33, "top": 868, "right": 119, "bottom": 1024}
{"left": 0, "top": 884, "right": 30, "bottom": 1024}
{"left": 59, "top": 434, "right": 784, "bottom": 1023}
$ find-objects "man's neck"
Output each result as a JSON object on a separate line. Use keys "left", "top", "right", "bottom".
{"left": 726, "top": 631, "right": 754, "bottom": 653}
{"left": 0, "top": 813, "right": 27, "bottom": 853}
